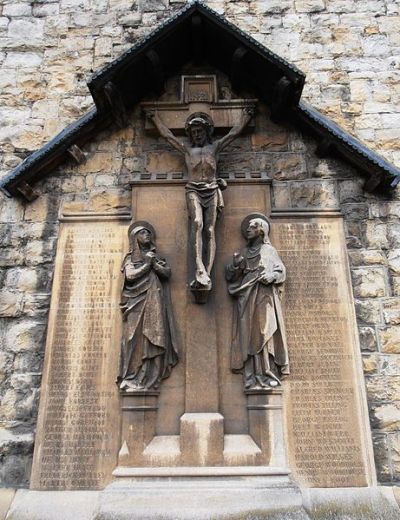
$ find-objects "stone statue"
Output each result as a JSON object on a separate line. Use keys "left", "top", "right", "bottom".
{"left": 118, "top": 221, "right": 178, "bottom": 391}
{"left": 226, "top": 214, "right": 290, "bottom": 390}
{"left": 147, "top": 108, "right": 253, "bottom": 293}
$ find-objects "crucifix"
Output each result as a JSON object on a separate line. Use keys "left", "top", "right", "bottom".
{"left": 144, "top": 76, "right": 255, "bottom": 302}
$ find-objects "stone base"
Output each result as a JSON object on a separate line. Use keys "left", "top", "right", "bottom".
{"left": 4, "top": 486, "right": 400, "bottom": 520}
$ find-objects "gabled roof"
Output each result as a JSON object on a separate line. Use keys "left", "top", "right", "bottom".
{"left": 1, "top": 0, "right": 399, "bottom": 200}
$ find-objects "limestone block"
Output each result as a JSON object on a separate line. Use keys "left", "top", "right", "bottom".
{"left": 146, "top": 151, "right": 185, "bottom": 174}
{"left": 78, "top": 152, "right": 114, "bottom": 174}
{"left": 121, "top": 157, "right": 142, "bottom": 173}
{"left": 338, "top": 178, "right": 365, "bottom": 203}
{"left": 372, "top": 403, "right": 400, "bottom": 432}
{"left": 388, "top": 250, "right": 400, "bottom": 275}
{"left": 3, "top": 4, "right": 32, "bottom": 17}
{"left": 364, "top": 220, "right": 389, "bottom": 249}
{"left": 356, "top": 112, "right": 384, "bottom": 133}
{"left": 255, "top": 0, "right": 292, "bottom": 14}
{"left": 272, "top": 182, "right": 291, "bottom": 208}
{"left": 326, "top": 0, "right": 356, "bottom": 13}
{"left": 290, "top": 180, "right": 338, "bottom": 208}
{"left": 12, "top": 126, "right": 46, "bottom": 151}
{"left": 385, "top": 202, "right": 400, "bottom": 218}
{"left": 60, "top": 0, "right": 90, "bottom": 12}
{"left": 251, "top": 131, "right": 288, "bottom": 150}
{"left": 24, "top": 196, "right": 48, "bottom": 222}
{"left": 13, "top": 350, "right": 44, "bottom": 374}
{"left": 94, "top": 174, "right": 116, "bottom": 187}
{"left": 379, "top": 326, "right": 400, "bottom": 353}
{"left": 352, "top": 267, "right": 387, "bottom": 298}
{"left": 341, "top": 203, "right": 369, "bottom": 220}
{"left": 139, "top": 0, "right": 167, "bottom": 12}
{"left": 367, "top": 376, "right": 400, "bottom": 402}
{"left": 312, "top": 157, "right": 343, "bottom": 178}
{"left": 24, "top": 239, "right": 55, "bottom": 266}
{"left": 383, "top": 299, "right": 400, "bottom": 326}
{"left": 0, "top": 248, "right": 24, "bottom": 267}
{"left": 17, "top": 77, "right": 46, "bottom": 102}
{"left": 95, "top": 37, "right": 113, "bottom": 57}
{"left": 0, "top": 17, "right": 9, "bottom": 31}
{"left": 0, "top": 107, "right": 31, "bottom": 128}
{"left": 226, "top": 3, "right": 250, "bottom": 16}
{"left": 376, "top": 129, "right": 400, "bottom": 151}
{"left": 86, "top": 189, "right": 131, "bottom": 213}
{"left": 0, "top": 70, "right": 17, "bottom": 91}
{"left": 31, "top": 99, "right": 59, "bottom": 120}
{"left": 0, "top": 291, "right": 24, "bottom": 317}
{"left": 362, "top": 354, "right": 378, "bottom": 374}
{"left": 23, "top": 293, "right": 50, "bottom": 318}
{"left": 0, "top": 197, "right": 24, "bottom": 223}
{"left": 4, "top": 321, "right": 46, "bottom": 354}
{"left": 60, "top": 96, "right": 93, "bottom": 119}
{"left": 8, "top": 19, "right": 45, "bottom": 45}
{"left": 380, "top": 356, "right": 400, "bottom": 376}
{"left": 349, "top": 249, "right": 387, "bottom": 267}
{"left": 382, "top": 113, "right": 400, "bottom": 129}
{"left": 273, "top": 153, "right": 307, "bottom": 180}
{"left": 119, "top": 13, "right": 142, "bottom": 27}
{"left": 362, "top": 34, "right": 391, "bottom": 57}
{"left": 373, "top": 434, "right": 392, "bottom": 482}
{"left": 387, "top": 1, "right": 400, "bottom": 15}
{"left": 359, "top": 326, "right": 377, "bottom": 351}
{"left": 355, "top": 299, "right": 382, "bottom": 324}
{"left": 32, "top": 3, "right": 59, "bottom": 16}
{"left": 61, "top": 175, "right": 86, "bottom": 193}
{"left": 295, "top": 0, "right": 325, "bottom": 13}
{"left": 390, "top": 433, "right": 400, "bottom": 475}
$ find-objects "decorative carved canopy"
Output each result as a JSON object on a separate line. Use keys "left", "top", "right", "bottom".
{"left": 1, "top": 0, "right": 399, "bottom": 200}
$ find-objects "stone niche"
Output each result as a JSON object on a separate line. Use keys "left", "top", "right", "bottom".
{"left": 30, "top": 75, "right": 375, "bottom": 493}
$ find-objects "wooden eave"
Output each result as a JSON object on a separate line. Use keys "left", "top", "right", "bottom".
{"left": 1, "top": 0, "right": 399, "bottom": 200}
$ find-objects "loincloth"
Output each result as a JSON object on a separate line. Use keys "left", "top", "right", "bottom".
{"left": 185, "top": 181, "right": 224, "bottom": 211}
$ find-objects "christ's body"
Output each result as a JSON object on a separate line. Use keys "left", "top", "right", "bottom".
{"left": 148, "top": 109, "right": 253, "bottom": 291}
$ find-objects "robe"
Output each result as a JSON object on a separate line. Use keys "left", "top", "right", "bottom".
{"left": 226, "top": 242, "right": 290, "bottom": 378}
{"left": 119, "top": 251, "right": 178, "bottom": 390}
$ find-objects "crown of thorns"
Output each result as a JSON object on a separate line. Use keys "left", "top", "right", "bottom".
{"left": 185, "top": 112, "right": 214, "bottom": 136}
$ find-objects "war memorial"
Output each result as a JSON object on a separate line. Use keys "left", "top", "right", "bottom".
{"left": 1, "top": 1, "right": 400, "bottom": 518}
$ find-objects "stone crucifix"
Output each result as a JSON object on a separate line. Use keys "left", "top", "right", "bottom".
{"left": 147, "top": 108, "right": 253, "bottom": 299}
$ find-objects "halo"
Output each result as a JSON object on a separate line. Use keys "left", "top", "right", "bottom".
{"left": 128, "top": 220, "right": 156, "bottom": 240}
{"left": 240, "top": 213, "right": 271, "bottom": 239}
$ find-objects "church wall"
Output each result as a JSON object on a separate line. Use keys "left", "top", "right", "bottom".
{"left": 0, "top": 0, "right": 400, "bottom": 488}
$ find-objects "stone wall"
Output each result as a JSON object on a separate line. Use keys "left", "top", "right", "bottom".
{"left": 0, "top": 0, "right": 399, "bottom": 488}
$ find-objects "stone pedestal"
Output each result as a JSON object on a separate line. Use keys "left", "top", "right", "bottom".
{"left": 180, "top": 413, "right": 224, "bottom": 466}
{"left": 118, "top": 391, "right": 159, "bottom": 466}
{"left": 246, "top": 388, "right": 288, "bottom": 469}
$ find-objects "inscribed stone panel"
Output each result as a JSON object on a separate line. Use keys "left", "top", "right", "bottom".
{"left": 272, "top": 216, "right": 374, "bottom": 487}
{"left": 30, "top": 219, "right": 127, "bottom": 490}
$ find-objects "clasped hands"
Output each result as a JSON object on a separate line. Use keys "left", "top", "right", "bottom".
{"left": 144, "top": 252, "right": 165, "bottom": 268}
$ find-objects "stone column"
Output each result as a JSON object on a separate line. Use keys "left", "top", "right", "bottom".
{"left": 245, "top": 388, "right": 288, "bottom": 469}
{"left": 118, "top": 390, "right": 159, "bottom": 466}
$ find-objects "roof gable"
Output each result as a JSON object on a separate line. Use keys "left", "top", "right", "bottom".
{"left": 1, "top": 0, "right": 399, "bottom": 200}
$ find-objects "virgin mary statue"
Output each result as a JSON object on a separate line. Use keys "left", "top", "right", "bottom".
{"left": 118, "top": 221, "right": 178, "bottom": 391}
